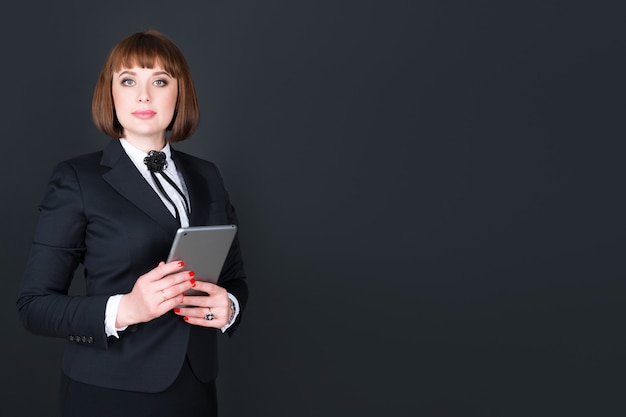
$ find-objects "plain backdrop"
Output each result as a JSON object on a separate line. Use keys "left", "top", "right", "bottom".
{"left": 1, "top": 1, "right": 625, "bottom": 416}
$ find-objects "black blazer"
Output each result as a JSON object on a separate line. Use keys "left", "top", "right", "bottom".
{"left": 17, "top": 139, "right": 248, "bottom": 393}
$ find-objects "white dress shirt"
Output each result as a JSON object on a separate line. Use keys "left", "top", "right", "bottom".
{"left": 104, "top": 139, "right": 240, "bottom": 337}
{"left": 120, "top": 139, "right": 190, "bottom": 227}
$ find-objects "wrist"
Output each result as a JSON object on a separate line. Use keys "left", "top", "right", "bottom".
{"left": 228, "top": 299, "right": 236, "bottom": 323}
{"left": 115, "top": 294, "right": 135, "bottom": 328}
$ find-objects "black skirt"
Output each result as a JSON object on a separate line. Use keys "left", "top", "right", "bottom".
{"left": 59, "top": 356, "right": 217, "bottom": 417}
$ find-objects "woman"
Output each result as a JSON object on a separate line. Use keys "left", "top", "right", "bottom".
{"left": 17, "top": 30, "right": 248, "bottom": 417}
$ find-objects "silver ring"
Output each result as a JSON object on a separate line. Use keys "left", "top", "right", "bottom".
{"left": 160, "top": 290, "right": 167, "bottom": 301}
{"left": 205, "top": 312, "right": 215, "bottom": 321}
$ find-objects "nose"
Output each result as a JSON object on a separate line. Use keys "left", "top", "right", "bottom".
{"left": 137, "top": 85, "right": 150, "bottom": 102}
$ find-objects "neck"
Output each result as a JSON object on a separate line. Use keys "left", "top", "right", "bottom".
{"left": 121, "top": 134, "right": 166, "bottom": 153}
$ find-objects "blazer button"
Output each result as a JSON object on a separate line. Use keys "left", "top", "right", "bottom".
{"left": 69, "top": 335, "right": 75, "bottom": 342}
{"left": 87, "top": 337, "right": 94, "bottom": 344}
{"left": 81, "top": 336, "right": 87, "bottom": 343}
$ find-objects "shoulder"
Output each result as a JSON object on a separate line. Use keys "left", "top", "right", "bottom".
{"left": 47, "top": 151, "right": 105, "bottom": 181}
{"left": 45, "top": 141, "right": 118, "bottom": 186}
{"left": 171, "top": 149, "right": 223, "bottom": 178}
{"left": 53, "top": 138, "right": 125, "bottom": 173}
{"left": 172, "top": 149, "right": 218, "bottom": 169}
{"left": 63, "top": 150, "right": 105, "bottom": 168}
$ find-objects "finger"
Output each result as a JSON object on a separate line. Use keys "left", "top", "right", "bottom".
{"left": 181, "top": 310, "right": 227, "bottom": 328}
{"left": 143, "top": 260, "right": 187, "bottom": 283}
{"left": 157, "top": 270, "right": 196, "bottom": 293}
{"left": 158, "top": 288, "right": 169, "bottom": 303}
{"left": 173, "top": 305, "right": 226, "bottom": 316}
{"left": 178, "top": 293, "right": 229, "bottom": 309}
{"left": 157, "top": 294, "right": 187, "bottom": 312}
{"left": 159, "top": 275, "right": 197, "bottom": 302}
{"left": 190, "top": 280, "right": 223, "bottom": 296}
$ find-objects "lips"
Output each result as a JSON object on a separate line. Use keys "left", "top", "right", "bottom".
{"left": 132, "top": 110, "right": 156, "bottom": 119}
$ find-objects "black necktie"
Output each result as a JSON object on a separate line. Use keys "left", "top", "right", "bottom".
{"left": 143, "top": 150, "right": 190, "bottom": 226}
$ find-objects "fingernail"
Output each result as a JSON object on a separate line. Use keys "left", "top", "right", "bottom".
{"left": 174, "top": 308, "right": 180, "bottom": 313}
{"left": 190, "top": 278, "right": 196, "bottom": 287}
{"left": 183, "top": 316, "right": 189, "bottom": 321}
{"left": 178, "top": 261, "right": 185, "bottom": 267}
{"left": 189, "top": 271, "right": 195, "bottom": 278}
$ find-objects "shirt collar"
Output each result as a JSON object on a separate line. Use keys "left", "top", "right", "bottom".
{"left": 119, "top": 138, "right": 173, "bottom": 171}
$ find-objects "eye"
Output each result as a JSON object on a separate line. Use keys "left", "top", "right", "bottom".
{"left": 154, "top": 79, "right": 168, "bottom": 87}
{"left": 121, "top": 78, "right": 135, "bottom": 86}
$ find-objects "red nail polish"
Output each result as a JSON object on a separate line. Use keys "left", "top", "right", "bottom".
{"left": 178, "top": 261, "right": 185, "bottom": 267}
{"left": 183, "top": 316, "right": 189, "bottom": 321}
{"left": 174, "top": 308, "right": 180, "bottom": 313}
{"left": 189, "top": 271, "right": 195, "bottom": 278}
{"left": 190, "top": 278, "right": 196, "bottom": 286}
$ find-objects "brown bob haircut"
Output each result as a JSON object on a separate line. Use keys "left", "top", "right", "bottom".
{"left": 92, "top": 30, "right": 200, "bottom": 142}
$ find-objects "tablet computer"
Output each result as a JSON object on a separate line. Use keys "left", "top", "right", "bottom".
{"left": 166, "top": 224, "right": 237, "bottom": 295}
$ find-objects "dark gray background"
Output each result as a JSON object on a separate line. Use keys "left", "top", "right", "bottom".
{"left": 2, "top": 1, "right": 625, "bottom": 416}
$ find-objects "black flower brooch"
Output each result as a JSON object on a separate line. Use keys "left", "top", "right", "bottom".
{"left": 143, "top": 150, "right": 167, "bottom": 173}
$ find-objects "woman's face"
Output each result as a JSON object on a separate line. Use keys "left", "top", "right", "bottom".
{"left": 112, "top": 64, "right": 178, "bottom": 145}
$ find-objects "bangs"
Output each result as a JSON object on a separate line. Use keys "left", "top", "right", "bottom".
{"left": 108, "top": 32, "right": 182, "bottom": 77}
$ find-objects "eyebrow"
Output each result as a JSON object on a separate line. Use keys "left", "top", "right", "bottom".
{"left": 117, "top": 70, "right": 173, "bottom": 78}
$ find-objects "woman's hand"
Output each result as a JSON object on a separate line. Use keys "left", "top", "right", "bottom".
{"left": 173, "top": 281, "right": 233, "bottom": 329}
{"left": 116, "top": 260, "right": 197, "bottom": 327}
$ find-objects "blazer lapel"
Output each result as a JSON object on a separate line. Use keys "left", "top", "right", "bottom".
{"left": 100, "top": 140, "right": 180, "bottom": 234}
{"left": 171, "top": 148, "right": 212, "bottom": 227}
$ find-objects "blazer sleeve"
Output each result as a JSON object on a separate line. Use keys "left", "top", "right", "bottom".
{"left": 214, "top": 168, "right": 249, "bottom": 336}
{"left": 17, "top": 161, "right": 110, "bottom": 349}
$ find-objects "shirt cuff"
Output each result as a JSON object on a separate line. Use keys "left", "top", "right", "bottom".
{"left": 221, "top": 293, "right": 240, "bottom": 333}
{"left": 105, "top": 294, "right": 128, "bottom": 338}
